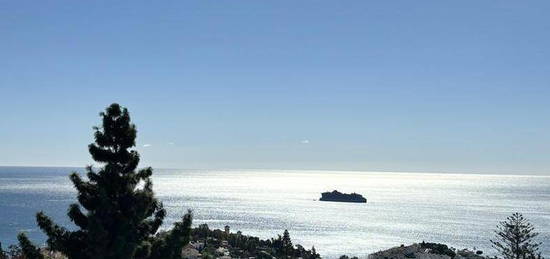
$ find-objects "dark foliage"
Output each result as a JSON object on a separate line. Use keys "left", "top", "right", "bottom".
{"left": 490, "top": 213, "right": 544, "bottom": 259}
{"left": 281, "top": 229, "right": 293, "bottom": 257}
{"left": 189, "top": 225, "right": 320, "bottom": 258}
{"left": 420, "top": 241, "right": 456, "bottom": 258}
{"left": 0, "top": 242, "right": 24, "bottom": 259}
{"left": 17, "top": 234, "right": 43, "bottom": 259}
{"left": 148, "top": 213, "right": 193, "bottom": 259}
{"left": 18, "top": 103, "right": 192, "bottom": 259}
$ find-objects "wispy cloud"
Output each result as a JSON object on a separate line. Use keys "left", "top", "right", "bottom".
{"left": 300, "top": 139, "right": 310, "bottom": 144}
{"left": 143, "top": 144, "right": 151, "bottom": 147}
{"left": 168, "top": 142, "right": 175, "bottom": 145}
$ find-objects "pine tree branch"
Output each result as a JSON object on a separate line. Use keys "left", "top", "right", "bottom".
{"left": 17, "top": 233, "right": 44, "bottom": 259}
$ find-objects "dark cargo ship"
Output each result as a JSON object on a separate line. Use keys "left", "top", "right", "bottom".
{"left": 319, "top": 190, "right": 367, "bottom": 203}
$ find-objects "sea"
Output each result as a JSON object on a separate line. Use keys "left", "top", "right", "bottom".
{"left": 0, "top": 166, "right": 549, "bottom": 258}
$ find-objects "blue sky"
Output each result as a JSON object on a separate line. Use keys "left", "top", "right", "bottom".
{"left": 1, "top": 1, "right": 549, "bottom": 174}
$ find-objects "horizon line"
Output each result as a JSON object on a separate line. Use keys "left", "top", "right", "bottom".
{"left": 1, "top": 164, "right": 549, "bottom": 177}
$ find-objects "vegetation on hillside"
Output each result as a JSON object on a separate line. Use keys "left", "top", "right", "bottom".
{"left": 189, "top": 224, "right": 320, "bottom": 258}
{"left": 420, "top": 241, "right": 456, "bottom": 258}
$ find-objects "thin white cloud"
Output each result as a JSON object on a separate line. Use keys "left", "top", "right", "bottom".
{"left": 143, "top": 144, "right": 152, "bottom": 147}
{"left": 300, "top": 139, "right": 310, "bottom": 144}
{"left": 168, "top": 142, "right": 175, "bottom": 145}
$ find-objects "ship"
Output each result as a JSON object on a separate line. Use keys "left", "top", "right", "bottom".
{"left": 319, "top": 190, "right": 367, "bottom": 203}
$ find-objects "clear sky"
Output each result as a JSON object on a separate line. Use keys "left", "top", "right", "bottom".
{"left": 1, "top": 1, "right": 549, "bottom": 174}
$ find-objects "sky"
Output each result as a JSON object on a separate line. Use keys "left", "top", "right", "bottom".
{"left": 1, "top": 1, "right": 550, "bottom": 174}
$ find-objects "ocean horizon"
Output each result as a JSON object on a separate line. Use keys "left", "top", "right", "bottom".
{"left": 1, "top": 166, "right": 549, "bottom": 258}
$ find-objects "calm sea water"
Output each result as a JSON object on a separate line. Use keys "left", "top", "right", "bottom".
{"left": 0, "top": 167, "right": 549, "bottom": 258}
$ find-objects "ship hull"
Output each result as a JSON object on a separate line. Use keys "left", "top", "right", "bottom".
{"left": 319, "top": 198, "right": 366, "bottom": 203}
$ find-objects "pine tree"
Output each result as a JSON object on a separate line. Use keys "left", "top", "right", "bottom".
{"left": 18, "top": 103, "right": 192, "bottom": 259}
{"left": 281, "top": 229, "right": 293, "bottom": 257}
{"left": 311, "top": 246, "right": 320, "bottom": 259}
{"left": 490, "top": 212, "right": 543, "bottom": 259}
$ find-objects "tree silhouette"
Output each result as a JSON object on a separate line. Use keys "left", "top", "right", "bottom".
{"left": 18, "top": 103, "right": 192, "bottom": 259}
{"left": 17, "top": 233, "right": 43, "bottom": 259}
{"left": 490, "top": 212, "right": 543, "bottom": 259}
{"left": 0, "top": 242, "right": 5, "bottom": 259}
{"left": 311, "top": 246, "right": 320, "bottom": 258}
{"left": 281, "top": 229, "right": 293, "bottom": 257}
